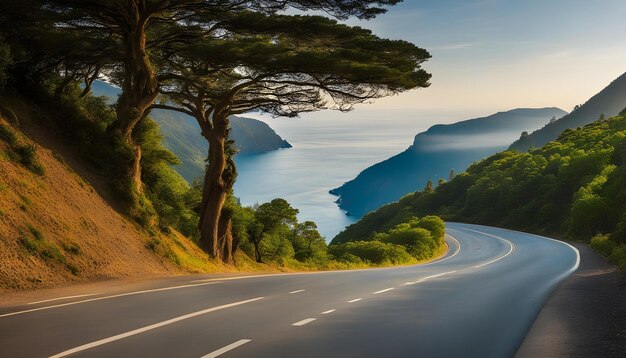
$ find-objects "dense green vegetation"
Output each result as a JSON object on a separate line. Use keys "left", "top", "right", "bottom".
{"left": 335, "top": 112, "right": 626, "bottom": 270}
{"left": 331, "top": 215, "right": 446, "bottom": 265}
{"left": 227, "top": 199, "right": 445, "bottom": 267}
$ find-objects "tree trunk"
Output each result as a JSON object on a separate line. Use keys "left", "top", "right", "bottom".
{"left": 219, "top": 212, "right": 234, "bottom": 265}
{"left": 109, "top": 9, "right": 158, "bottom": 217}
{"left": 198, "top": 116, "right": 229, "bottom": 260}
{"left": 253, "top": 240, "right": 263, "bottom": 263}
{"left": 218, "top": 140, "right": 238, "bottom": 263}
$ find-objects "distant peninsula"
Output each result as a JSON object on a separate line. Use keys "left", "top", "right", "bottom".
{"left": 331, "top": 107, "right": 567, "bottom": 217}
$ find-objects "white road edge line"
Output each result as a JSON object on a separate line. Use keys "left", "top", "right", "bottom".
{"left": 201, "top": 339, "right": 252, "bottom": 358}
{"left": 0, "top": 282, "right": 222, "bottom": 319}
{"left": 289, "top": 289, "right": 305, "bottom": 294}
{"left": 458, "top": 227, "right": 516, "bottom": 268}
{"left": 427, "top": 234, "right": 461, "bottom": 265}
{"left": 498, "top": 228, "right": 581, "bottom": 274}
{"left": 321, "top": 309, "right": 335, "bottom": 315}
{"left": 373, "top": 288, "right": 394, "bottom": 294}
{"left": 292, "top": 318, "right": 316, "bottom": 326}
{"left": 347, "top": 298, "right": 362, "bottom": 303}
{"left": 27, "top": 293, "right": 101, "bottom": 305}
{"left": 48, "top": 297, "right": 264, "bottom": 358}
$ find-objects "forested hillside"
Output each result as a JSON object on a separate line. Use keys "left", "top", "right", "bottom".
{"left": 331, "top": 107, "right": 566, "bottom": 216}
{"left": 334, "top": 111, "right": 626, "bottom": 270}
{"left": 510, "top": 71, "right": 626, "bottom": 152}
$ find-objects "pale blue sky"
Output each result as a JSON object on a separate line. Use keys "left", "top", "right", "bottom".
{"left": 339, "top": 0, "right": 626, "bottom": 113}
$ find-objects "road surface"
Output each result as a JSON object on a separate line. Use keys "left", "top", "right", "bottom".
{"left": 0, "top": 223, "right": 579, "bottom": 357}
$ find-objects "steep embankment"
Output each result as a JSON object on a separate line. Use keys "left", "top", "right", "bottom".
{"left": 510, "top": 71, "right": 626, "bottom": 151}
{"left": 0, "top": 100, "right": 226, "bottom": 293}
{"left": 91, "top": 81, "right": 292, "bottom": 182}
{"left": 331, "top": 107, "right": 566, "bottom": 216}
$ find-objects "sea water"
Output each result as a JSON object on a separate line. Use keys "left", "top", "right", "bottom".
{"left": 233, "top": 109, "right": 468, "bottom": 240}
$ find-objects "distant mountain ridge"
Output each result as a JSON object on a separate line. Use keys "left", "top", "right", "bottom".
{"left": 331, "top": 107, "right": 567, "bottom": 217}
{"left": 510, "top": 71, "right": 626, "bottom": 151}
{"left": 91, "top": 81, "right": 291, "bottom": 182}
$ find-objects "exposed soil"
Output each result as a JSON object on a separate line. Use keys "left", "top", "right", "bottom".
{"left": 0, "top": 102, "right": 181, "bottom": 295}
{"left": 516, "top": 243, "right": 626, "bottom": 357}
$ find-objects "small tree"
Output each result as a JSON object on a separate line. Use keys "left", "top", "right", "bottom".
{"left": 248, "top": 199, "right": 298, "bottom": 263}
{"left": 424, "top": 179, "right": 434, "bottom": 193}
{"left": 290, "top": 221, "right": 326, "bottom": 261}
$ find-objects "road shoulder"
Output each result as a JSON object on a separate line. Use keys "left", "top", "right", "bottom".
{"left": 516, "top": 243, "right": 626, "bottom": 357}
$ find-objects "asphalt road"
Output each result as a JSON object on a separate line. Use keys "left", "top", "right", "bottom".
{"left": 0, "top": 223, "right": 579, "bottom": 358}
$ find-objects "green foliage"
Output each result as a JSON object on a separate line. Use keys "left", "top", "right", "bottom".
{"left": 332, "top": 215, "right": 445, "bottom": 263}
{"left": 61, "top": 241, "right": 81, "bottom": 255}
{"left": 18, "top": 226, "right": 78, "bottom": 275}
{"left": 14, "top": 144, "right": 44, "bottom": 175}
{"left": 0, "top": 122, "right": 44, "bottom": 175}
{"left": 289, "top": 221, "right": 328, "bottom": 262}
{"left": 136, "top": 119, "right": 200, "bottom": 238}
{"left": 591, "top": 234, "right": 626, "bottom": 271}
{"left": 329, "top": 240, "right": 414, "bottom": 265}
{"left": 27, "top": 224, "right": 44, "bottom": 241}
{"left": 591, "top": 234, "right": 616, "bottom": 256}
{"left": 0, "top": 122, "right": 17, "bottom": 144}
{"left": 336, "top": 113, "right": 626, "bottom": 270}
{"left": 16, "top": 86, "right": 199, "bottom": 236}
{"left": 229, "top": 198, "right": 334, "bottom": 266}
{"left": 246, "top": 198, "right": 299, "bottom": 263}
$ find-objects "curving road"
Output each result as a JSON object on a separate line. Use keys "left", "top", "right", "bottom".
{"left": 0, "top": 223, "right": 579, "bottom": 358}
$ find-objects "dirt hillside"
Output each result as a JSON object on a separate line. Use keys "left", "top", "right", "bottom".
{"left": 0, "top": 100, "right": 230, "bottom": 295}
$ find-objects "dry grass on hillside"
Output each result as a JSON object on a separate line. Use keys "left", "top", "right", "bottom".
{"left": 0, "top": 105, "right": 238, "bottom": 294}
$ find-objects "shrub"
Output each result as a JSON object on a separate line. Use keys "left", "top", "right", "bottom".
{"left": 18, "top": 229, "right": 78, "bottom": 275}
{"left": 329, "top": 241, "right": 414, "bottom": 265}
{"left": 590, "top": 234, "right": 616, "bottom": 257}
{"left": 609, "top": 245, "right": 626, "bottom": 271}
{"left": 0, "top": 122, "right": 17, "bottom": 144}
{"left": 0, "top": 123, "right": 44, "bottom": 175}
{"left": 14, "top": 144, "right": 44, "bottom": 175}
{"left": 27, "top": 224, "right": 44, "bottom": 241}
{"left": 61, "top": 241, "right": 81, "bottom": 255}
{"left": 371, "top": 216, "right": 446, "bottom": 261}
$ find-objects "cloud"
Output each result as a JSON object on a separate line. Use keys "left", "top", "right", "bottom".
{"left": 417, "top": 132, "right": 522, "bottom": 151}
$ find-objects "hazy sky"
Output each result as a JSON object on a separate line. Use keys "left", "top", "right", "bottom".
{"left": 337, "top": 0, "right": 626, "bottom": 114}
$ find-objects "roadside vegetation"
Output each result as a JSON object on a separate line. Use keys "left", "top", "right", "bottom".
{"left": 336, "top": 111, "right": 626, "bottom": 271}
{"left": 331, "top": 216, "right": 446, "bottom": 265}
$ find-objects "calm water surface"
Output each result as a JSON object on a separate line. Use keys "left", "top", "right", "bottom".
{"left": 233, "top": 109, "right": 468, "bottom": 240}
